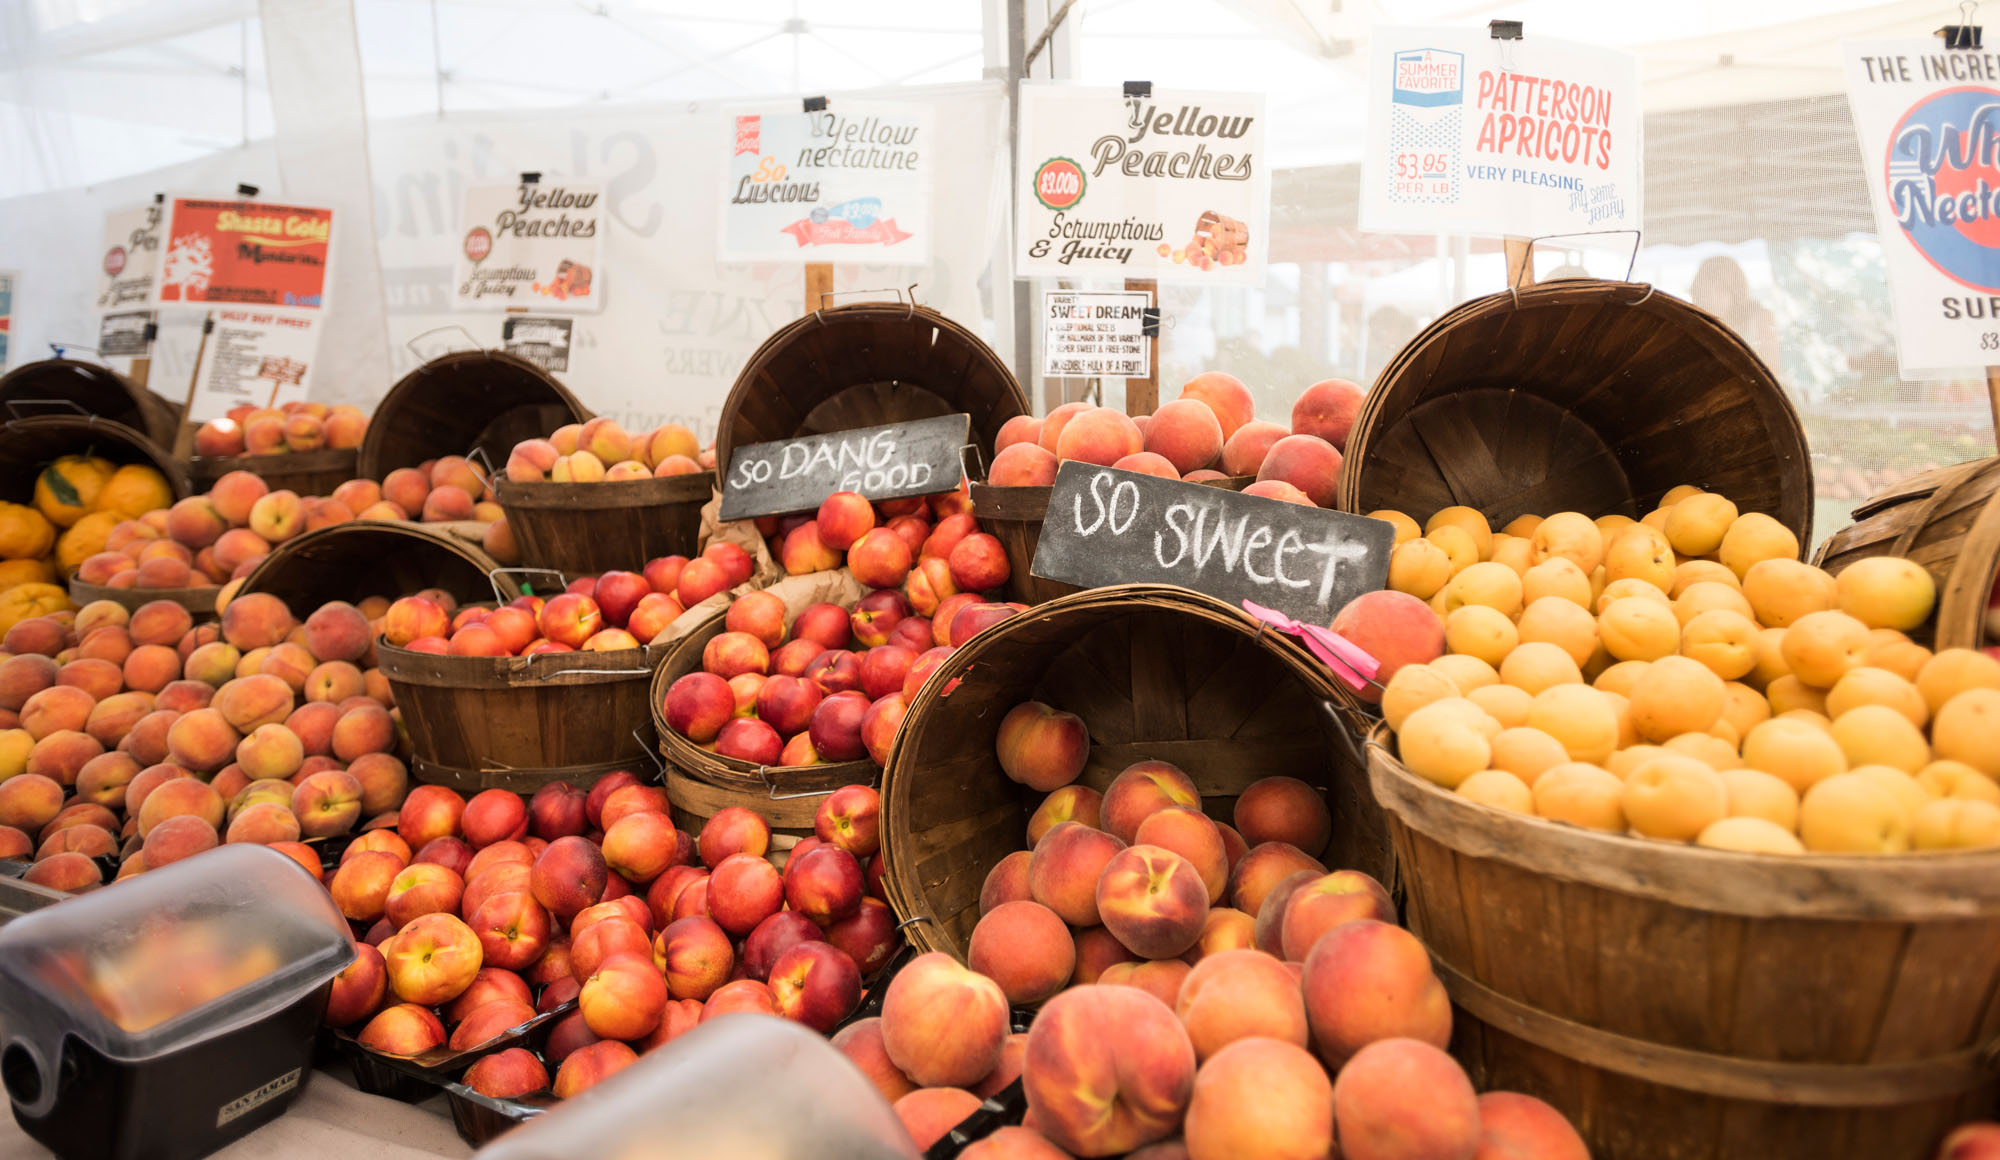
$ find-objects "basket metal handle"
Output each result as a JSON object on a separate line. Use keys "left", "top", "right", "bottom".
{"left": 5, "top": 398, "right": 91, "bottom": 419}
{"left": 757, "top": 766, "right": 879, "bottom": 802}
{"left": 1508, "top": 228, "right": 1649, "bottom": 304}
{"left": 813, "top": 283, "right": 921, "bottom": 324}
{"left": 631, "top": 727, "right": 666, "bottom": 776}
{"left": 405, "top": 324, "right": 488, "bottom": 359}
{"left": 465, "top": 445, "right": 497, "bottom": 488}
{"left": 957, "top": 442, "right": 986, "bottom": 483}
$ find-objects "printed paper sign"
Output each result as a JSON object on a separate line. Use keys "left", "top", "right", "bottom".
{"left": 156, "top": 199, "right": 334, "bottom": 309}
{"left": 456, "top": 182, "right": 603, "bottom": 311}
{"left": 1031, "top": 462, "right": 1393, "bottom": 626}
{"left": 1844, "top": 42, "right": 2000, "bottom": 372}
{"left": 1361, "top": 28, "right": 1640, "bottom": 239}
{"left": 502, "top": 316, "right": 574, "bottom": 372}
{"left": 1017, "top": 84, "right": 1269, "bottom": 284}
{"left": 0, "top": 272, "right": 13, "bottom": 372}
{"left": 96, "top": 203, "right": 163, "bottom": 311}
{"left": 98, "top": 312, "right": 154, "bottom": 358}
{"left": 187, "top": 310, "right": 320, "bottom": 421}
{"left": 720, "top": 103, "right": 932, "bottom": 264}
{"left": 1043, "top": 290, "right": 1152, "bottom": 378}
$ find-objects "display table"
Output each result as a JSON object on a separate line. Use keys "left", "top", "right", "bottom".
{"left": 0, "top": 1067, "right": 472, "bottom": 1160}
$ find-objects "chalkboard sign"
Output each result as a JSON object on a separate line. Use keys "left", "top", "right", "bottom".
{"left": 718, "top": 413, "right": 972, "bottom": 522}
{"left": 1031, "top": 462, "right": 1394, "bottom": 625}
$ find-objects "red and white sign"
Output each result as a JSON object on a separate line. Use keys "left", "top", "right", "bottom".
{"left": 155, "top": 199, "right": 334, "bottom": 310}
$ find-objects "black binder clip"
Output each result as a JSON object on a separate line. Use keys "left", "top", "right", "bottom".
{"left": 803, "top": 95, "right": 828, "bottom": 112}
{"left": 1141, "top": 308, "right": 1161, "bottom": 338}
{"left": 235, "top": 183, "right": 259, "bottom": 197}
{"left": 520, "top": 172, "right": 541, "bottom": 185}
{"left": 1489, "top": 20, "right": 1523, "bottom": 39}
{"left": 1122, "top": 80, "right": 1152, "bottom": 98}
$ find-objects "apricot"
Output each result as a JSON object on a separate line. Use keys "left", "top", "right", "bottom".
{"left": 1597, "top": 599, "right": 1681, "bottom": 663}
{"left": 1799, "top": 772, "right": 1910, "bottom": 853}
{"left": 1379, "top": 665, "right": 1458, "bottom": 732}
{"left": 1835, "top": 556, "right": 1936, "bottom": 631}
{"left": 1935, "top": 689, "right": 2000, "bottom": 778}
{"left": 1531, "top": 512, "right": 1604, "bottom": 574}
{"left": 1781, "top": 610, "right": 1870, "bottom": 689}
{"left": 1525, "top": 685, "right": 1618, "bottom": 764}
{"left": 1918, "top": 649, "right": 2000, "bottom": 717}
{"left": 1444, "top": 605, "right": 1516, "bottom": 666}
{"left": 1742, "top": 558, "right": 1837, "bottom": 627}
{"left": 1718, "top": 512, "right": 1799, "bottom": 579}
{"left": 1387, "top": 538, "right": 1452, "bottom": 599}
{"left": 1395, "top": 702, "right": 1490, "bottom": 789}
{"left": 1497, "top": 641, "right": 1581, "bottom": 695}
{"left": 1532, "top": 763, "right": 1625, "bottom": 831}
{"left": 1621, "top": 754, "right": 1728, "bottom": 841}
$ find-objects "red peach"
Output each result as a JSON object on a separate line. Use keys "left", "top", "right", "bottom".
{"left": 357, "top": 1003, "right": 447, "bottom": 1056}
{"left": 1184, "top": 1037, "right": 1333, "bottom": 1160}
{"left": 1229, "top": 842, "right": 1326, "bottom": 920}
{"left": 1178, "top": 373, "right": 1255, "bottom": 439}
{"left": 1023, "top": 984, "right": 1197, "bottom": 1155}
{"left": 1102, "top": 760, "right": 1201, "bottom": 843}
{"left": 1028, "top": 821, "right": 1126, "bottom": 927}
{"left": 1303, "top": 920, "right": 1452, "bottom": 1068}
{"left": 553, "top": 1040, "right": 638, "bottom": 1098}
{"left": 1280, "top": 870, "right": 1395, "bottom": 963}
{"left": 981, "top": 849, "right": 1034, "bottom": 915}
{"left": 1133, "top": 806, "right": 1228, "bottom": 904}
{"left": 707, "top": 852, "right": 783, "bottom": 936}
{"left": 1330, "top": 589, "right": 1445, "bottom": 704}
{"left": 532, "top": 834, "right": 609, "bottom": 922}
{"left": 996, "top": 701, "right": 1089, "bottom": 792}
{"left": 1474, "top": 1091, "right": 1592, "bottom": 1160}
{"left": 1332, "top": 1039, "right": 1480, "bottom": 1160}
{"left": 989, "top": 442, "right": 1059, "bottom": 487}
{"left": 833, "top": 1017, "right": 918, "bottom": 1104}
{"left": 324, "top": 942, "right": 389, "bottom": 1027}
{"left": 881, "top": 951, "right": 1010, "bottom": 1087}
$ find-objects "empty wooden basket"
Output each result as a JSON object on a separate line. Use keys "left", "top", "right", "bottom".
{"left": 1369, "top": 722, "right": 2000, "bottom": 1160}
{"left": 650, "top": 611, "right": 875, "bottom": 841}
{"left": 1341, "top": 280, "right": 1813, "bottom": 541}
{"left": 715, "top": 301, "right": 1029, "bottom": 476}
{"left": 881, "top": 584, "right": 1382, "bottom": 962}
{"left": 358, "top": 350, "right": 589, "bottom": 480}
{"left": 493, "top": 471, "right": 713, "bottom": 575}
{"left": 0, "top": 358, "right": 182, "bottom": 449}
{"left": 1814, "top": 456, "right": 1999, "bottom": 650}
{"left": 378, "top": 641, "right": 663, "bottom": 793}
{"left": 236, "top": 522, "right": 500, "bottom": 614}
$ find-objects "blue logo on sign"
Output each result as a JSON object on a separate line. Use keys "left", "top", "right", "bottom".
{"left": 1887, "top": 86, "right": 2000, "bottom": 291}
{"left": 1393, "top": 49, "right": 1464, "bottom": 109}
{"left": 825, "top": 198, "right": 882, "bottom": 227}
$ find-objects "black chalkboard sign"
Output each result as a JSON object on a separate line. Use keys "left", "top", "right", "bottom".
{"left": 718, "top": 414, "right": 972, "bottom": 522}
{"left": 1031, "top": 462, "right": 1394, "bottom": 625}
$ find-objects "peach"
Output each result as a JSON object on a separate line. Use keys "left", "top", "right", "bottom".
{"left": 1102, "top": 760, "right": 1201, "bottom": 843}
{"left": 1232, "top": 776, "right": 1331, "bottom": 857}
{"left": 1024, "top": 984, "right": 1197, "bottom": 1156}
{"left": 302, "top": 601, "right": 371, "bottom": 663}
{"left": 531, "top": 834, "right": 609, "bottom": 922}
{"left": 1133, "top": 806, "right": 1228, "bottom": 904}
{"left": 769, "top": 939, "right": 862, "bottom": 1031}
{"left": 989, "top": 442, "right": 1059, "bottom": 487}
{"left": 701, "top": 977, "right": 780, "bottom": 1021}
{"left": 223, "top": 801, "right": 301, "bottom": 845}
{"left": 1332, "top": 1039, "right": 1481, "bottom": 1160}
{"left": 76, "top": 626, "right": 133, "bottom": 668}
{"left": 0, "top": 773, "right": 62, "bottom": 831}
{"left": 182, "top": 642, "right": 240, "bottom": 688}
{"left": 1177, "top": 948, "right": 1309, "bottom": 1062}
{"left": 141, "top": 813, "right": 218, "bottom": 868}
{"left": 882, "top": 951, "right": 1011, "bottom": 1086}
{"left": 1029, "top": 820, "right": 1126, "bottom": 926}
{"left": 1254, "top": 434, "right": 1341, "bottom": 507}
{"left": 323, "top": 941, "right": 389, "bottom": 1028}
{"left": 996, "top": 701, "right": 1089, "bottom": 791}
{"left": 947, "top": 532, "right": 1011, "bottom": 593}
{"left": 1097, "top": 844, "right": 1211, "bottom": 959}
{"left": 969, "top": 899, "right": 1074, "bottom": 1005}
{"left": 136, "top": 774, "right": 225, "bottom": 836}
{"left": 21, "top": 685, "right": 94, "bottom": 740}
{"left": 291, "top": 769, "right": 363, "bottom": 837}
{"left": 153, "top": 680, "right": 210, "bottom": 714}
{"left": 127, "top": 600, "right": 194, "bottom": 649}
{"left": 385, "top": 860, "right": 466, "bottom": 928}
{"left": 27, "top": 730, "right": 103, "bottom": 787}
{"left": 237, "top": 722, "right": 304, "bottom": 780}
{"left": 218, "top": 593, "right": 296, "bottom": 652}
{"left": 1228, "top": 843, "right": 1326, "bottom": 925}
{"left": 894, "top": 1088, "right": 984, "bottom": 1151}
{"left": 579, "top": 951, "right": 667, "bottom": 1040}
{"left": 0, "top": 654, "right": 57, "bottom": 711}
{"left": 420, "top": 486, "right": 474, "bottom": 523}
{"left": 1291, "top": 377, "right": 1366, "bottom": 450}
{"left": 355, "top": 1001, "right": 449, "bottom": 1057}
{"left": 995, "top": 414, "right": 1044, "bottom": 454}
{"left": 1144, "top": 398, "right": 1226, "bottom": 475}
{"left": 331, "top": 703, "right": 394, "bottom": 760}
{"left": 833, "top": 1018, "right": 919, "bottom": 1103}
{"left": 1303, "top": 919, "right": 1450, "bottom": 1068}
{"left": 55, "top": 658, "right": 121, "bottom": 703}
{"left": 282, "top": 701, "right": 339, "bottom": 760}
{"left": 1281, "top": 870, "right": 1394, "bottom": 963}
{"left": 1331, "top": 589, "right": 1445, "bottom": 704}
{"left": 1034, "top": 402, "right": 1091, "bottom": 457}
{"left": 1028, "top": 784, "right": 1103, "bottom": 846}
{"left": 981, "top": 849, "right": 1034, "bottom": 915}
{"left": 814, "top": 491, "right": 876, "bottom": 552}
{"left": 1473, "top": 1091, "right": 1591, "bottom": 1160}
{"left": 1055, "top": 407, "right": 1144, "bottom": 466}
{"left": 1184, "top": 1037, "right": 1333, "bottom": 1160}
{"left": 74, "top": 751, "right": 139, "bottom": 809}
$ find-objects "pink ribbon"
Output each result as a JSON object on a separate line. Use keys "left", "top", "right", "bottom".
{"left": 780, "top": 217, "right": 914, "bottom": 248}
{"left": 1240, "top": 599, "right": 1381, "bottom": 693}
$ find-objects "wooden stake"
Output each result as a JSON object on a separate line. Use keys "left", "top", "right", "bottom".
{"left": 172, "top": 314, "right": 213, "bottom": 461}
{"left": 804, "top": 262, "right": 834, "bottom": 316}
{"left": 129, "top": 357, "right": 151, "bottom": 389}
{"left": 1124, "top": 277, "right": 1160, "bottom": 416}
{"left": 1987, "top": 366, "right": 2000, "bottom": 439}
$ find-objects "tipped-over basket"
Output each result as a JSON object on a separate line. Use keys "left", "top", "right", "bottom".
{"left": 378, "top": 639, "right": 663, "bottom": 793}
{"left": 1814, "top": 456, "right": 2000, "bottom": 650}
{"left": 236, "top": 523, "right": 499, "bottom": 615}
{"left": 651, "top": 611, "right": 875, "bottom": 843}
{"left": 0, "top": 358, "right": 181, "bottom": 448}
{"left": 715, "top": 300, "right": 1029, "bottom": 474}
{"left": 358, "top": 350, "right": 589, "bottom": 480}
{"left": 1368, "top": 721, "right": 2000, "bottom": 1160}
{"left": 881, "top": 584, "right": 1381, "bottom": 962}
{"left": 187, "top": 447, "right": 359, "bottom": 498}
{"left": 1341, "top": 280, "right": 1813, "bottom": 541}
{"left": 493, "top": 471, "right": 713, "bottom": 575}
{"left": 0, "top": 414, "right": 188, "bottom": 506}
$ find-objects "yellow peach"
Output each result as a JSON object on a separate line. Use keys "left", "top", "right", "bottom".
{"left": 1674, "top": 582, "right": 1756, "bottom": 628}
{"left": 1397, "top": 703, "right": 1492, "bottom": 789}
{"left": 1531, "top": 512, "right": 1604, "bottom": 574}
{"left": 1825, "top": 669, "right": 1928, "bottom": 729}
{"left": 1628, "top": 656, "right": 1726, "bottom": 743}
{"left": 1834, "top": 556, "right": 1936, "bottom": 632}
{"left": 1443, "top": 562, "right": 1523, "bottom": 617}
{"left": 1443, "top": 605, "right": 1517, "bottom": 668}
{"left": 1720, "top": 681, "right": 1772, "bottom": 739}
{"left": 1388, "top": 539, "right": 1452, "bottom": 600}
{"left": 1670, "top": 560, "right": 1741, "bottom": 597}
{"left": 1663, "top": 731, "right": 1740, "bottom": 771}
{"left": 1516, "top": 597, "right": 1597, "bottom": 667}
{"left": 1596, "top": 577, "right": 1671, "bottom": 613}
{"left": 1424, "top": 506, "right": 1493, "bottom": 561}
{"left": 1522, "top": 558, "right": 1592, "bottom": 608}
{"left": 1457, "top": 769, "right": 1532, "bottom": 813}
{"left": 1368, "top": 509, "right": 1421, "bottom": 546}
{"left": 1425, "top": 525, "right": 1479, "bottom": 576}
{"left": 1380, "top": 665, "right": 1461, "bottom": 733}
{"left": 1622, "top": 754, "right": 1728, "bottom": 841}
{"left": 1430, "top": 654, "right": 1499, "bottom": 695}
{"left": 1911, "top": 798, "right": 2000, "bottom": 850}
{"left": 1602, "top": 527, "right": 1676, "bottom": 593}
{"left": 1917, "top": 760, "right": 2000, "bottom": 804}
{"left": 1679, "top": 609, "right": 1759, "bottom": 680}
{"left": 1934, "top": 689, "right": 2000, "bottom": 778}
{"left": 1798, "top": 773, "right": 1909, "bottom": 853}
{"left": 1466, "top": 683, "right": 1532, "bottom": 729}
{"left": 1499, "top": 642, "right": 1582, "bottom": 695}
{"left": 1766, "top": 675, "right": 1828, "bottom": 717}
{"left": 1488, "top": 727, "right": 1569, "bottom": 787}
{"left": 1664, "top": 493, "right": 1737, "bottom": 557}
{"left": 1780, "top": 610, "right": 1870, "bottom": 689}
{"left": 1742, "top": 559, "right": 1836, "bottom": 627}
{"left": 1917, "top": 649, "right": 2000, "bottom": 718}
{"left": 1598, "top": 598, "right": 1680, "bottom": 663}
{"left": 1717, "top": 513, "right": 1799, "bottom": 579}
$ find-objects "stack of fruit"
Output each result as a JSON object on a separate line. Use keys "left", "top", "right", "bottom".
{"left": 834, "top": 699, "right": 1588, "bottom": 1158}
{"left": 379, "top": 562, "right": 695, "bottom": 658}
{"left": 504, "top": 419, "right": 706, "bottom": 484}
{"left": 326, "top": 783, "right": 898, "bottom": 1104}
{"left": 72, "top": 460, "right": 503, "bottom": 598}
{"left": 0, "top": 452, "right": 177, "bottom": 620}
{"left": 1356, "top": 485, "right": 2000, "bottom": 855}
{"left": 193, "top": 401, "right": 369, "bottom": 459}
{"left": 746, "top": 486, "right": 1003, "bottom": 591}
{"left": 0, "top": 590, "right": 411, "bottom": 891}
{"left": 660, "top": 507, "right": 1024, "bottom": 768}
{"left": 985, "top": 372, "right": 1364, "bottom": 509}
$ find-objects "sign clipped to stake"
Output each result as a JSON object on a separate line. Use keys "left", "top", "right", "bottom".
{"left": 1032, "top": 462, "right": 1394, "bottom": 626}
{"left": 719, "top": 413, "right": 972, "bottom": 523}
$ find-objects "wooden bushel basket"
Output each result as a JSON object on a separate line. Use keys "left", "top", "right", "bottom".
{"left": 1341, "top": 280, "right": 1814, "bottom": 541}
{"left": 0, "top": 358, "right": 182, "bottom": 449}
{"left": 715, "top": 300, "right": 1030, "bottom": 475}
{"left": 358, "top": 350, "right": 589, "bottom": 480}
{"left": 236, "top": 522, "right": 500, "bottom": 613}
{"left": 0, "top": 414, "right": 188, "bottom": 505}
{"left": 67, "top": 576, "right": 217, "bottom": 620}
{"left": 493, "top": 471, "right": 713, "bottom": 575}
{"left": 1368, "top": 723, "right": 2000, "bottom": 1160}
{"left": 968, "top": 475, "right": 1253, "bottom": 606}
{"left": 1814, "top": 456, "right": 2000, "bottom": 649}
{"left": 187, "top": 447, "right": 360, "bottom": 498}
{"left": 650, "top": 612, "right": 875, "bottom": 842}
{"left": 379, "top": 640, "right": 663, "bottom": 793}
{"left": 881, "top": 584, "right": 1382, "bottom": 961}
